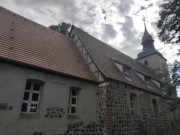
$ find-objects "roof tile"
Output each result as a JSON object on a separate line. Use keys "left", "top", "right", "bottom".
{"left": 0, "top": 6, "right": 97, "bottom": 82}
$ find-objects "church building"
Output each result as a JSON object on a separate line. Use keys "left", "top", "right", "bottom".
{"left": 0, "top": 6, "right": 179, "bottom": 135}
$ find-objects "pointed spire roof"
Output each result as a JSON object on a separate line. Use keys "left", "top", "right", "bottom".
{"left": 137, "top": 18, "right": 166, "bottom": 60}
{"left": 142, "top": 20, "right": 154, "bottom": 43}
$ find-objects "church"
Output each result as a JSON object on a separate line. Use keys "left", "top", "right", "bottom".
{"left": 0, "top": 6, "right": 179, "bottom": 135}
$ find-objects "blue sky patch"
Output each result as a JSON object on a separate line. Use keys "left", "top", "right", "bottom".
{"left": 102, "top": 9, "right": 106, "bottom": 14}
{"left": 141, "top": 6, "right": 145, "bottom": 10}
{"left": 148, "top": 3, "right": 153, "bottom": 7}
{"left": 47, "top": 9, "right": 56, "bottom": 20}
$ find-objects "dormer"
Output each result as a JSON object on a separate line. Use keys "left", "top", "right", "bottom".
{"left": 136, "top": 71, "right": 152, "bottom": 88}
{"left": 113, "top": 61, "right": 132, "bottom": 81}
{"left": 144, "top": 75, "right": 151, "bottom": 87}
{"left": 123, "top": 65, "right": 131, "bottom": 80}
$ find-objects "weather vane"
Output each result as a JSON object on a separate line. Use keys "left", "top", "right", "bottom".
{"left": 143, "top": 15, "right": 147, "bottom": 29}
{"left": 143, "top": 15, "right": 146, "bottom": 23}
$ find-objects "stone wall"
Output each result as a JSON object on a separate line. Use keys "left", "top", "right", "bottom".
{"left": 66, "top": 81, "right": 180, "bottom": 135}
{"left": 1, "top": 62, "right": 179, "bottom": 135}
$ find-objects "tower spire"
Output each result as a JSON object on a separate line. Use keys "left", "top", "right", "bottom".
{"left": 143, "top": 16, "right": 147, "bottom": 31}
{"left": 141, "top": 16, "right": 153, "bottom": 44}
{"left": 137, "top": 16, "right": 163, "bottom": 59}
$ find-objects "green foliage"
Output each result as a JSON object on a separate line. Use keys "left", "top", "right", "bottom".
{"left": 157, "top": 0, "right": 180, "bottom": 44}
{"left": 164, "top": 61, "right": 180, "bottom": 111}
{"left": 49, "top": 22, "right": 71, "bottom": 36}
{"left": 168, "top": 98, "right": 180, "bottom": 112}
{"left": 169, "top": 60, "right": 180, "bottom": 90}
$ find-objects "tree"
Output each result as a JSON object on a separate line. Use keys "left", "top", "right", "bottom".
{"left": 169, "top": 61, "right": 180, "bottom": 90}
{"left": 157, "top": 0, "right": 180, "bottom": 44}
{"left": 49, "top": 22, "right": 71, "bottom": 36}
{"left": 164, "top": 61, "right": 180, "bottom": 111}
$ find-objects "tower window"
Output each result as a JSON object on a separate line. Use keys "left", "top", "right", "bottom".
{"left": 144, "top": 61, "right": 148, "bottom": 65}
{"left": 160, "top": 83, "right": 164, "bottom": 89}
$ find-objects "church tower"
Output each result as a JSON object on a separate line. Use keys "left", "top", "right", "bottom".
{"left": 137, "top": 22, "right": 168, "bottom": 80}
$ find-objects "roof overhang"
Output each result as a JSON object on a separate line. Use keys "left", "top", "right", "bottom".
{"left": 0, "top": 56, "right": 100, "bottom": 85}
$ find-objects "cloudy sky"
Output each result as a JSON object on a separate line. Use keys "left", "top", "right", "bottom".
{"left": 0, "top": 0, "right": 180, "bottom": 95}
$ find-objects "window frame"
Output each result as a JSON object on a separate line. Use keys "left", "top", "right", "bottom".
{"left": 160, "top": 82, "right": 164, "bottom": 89}
{"left": 21, "top": 80, "right": 42, "bottom": 113}
{"left": 152, "top": 98, "right": 159, "bottom": 117}
{"left": 129, "top": 93, "right": 141, "bottom": 116}
{"left": 130, "top": 93, "right": 134, "bottom": 115}
{"left": 144, "top": 60, "right": 148, "bottom": 65}
{"left": 123, "top": 65, "right": 131, "bottom": 80}
{"left": 68, "top": 87, "right": 80, "bottom": 115}
{"left": 144, "top": 76, "right": 151, "bottom": 87}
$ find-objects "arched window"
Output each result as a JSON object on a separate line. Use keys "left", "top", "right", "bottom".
{"left": 152, "top": 99, "right": 159, "bottom": 117}
{"left": 129, "top": 93, "right": 140, "bottom": 116}
{"left": 172, "top": 111, "right": 177, "bottom": 120}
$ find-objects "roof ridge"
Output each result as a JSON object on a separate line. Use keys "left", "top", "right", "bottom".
{"left": 73, "top": 26, "right": 136, "bottom": 60}
{"left": 73, "top": 26, "right": 160, "bottom": 79}
{"left": 73, "top": 26, "right": 162, "bottom": 82}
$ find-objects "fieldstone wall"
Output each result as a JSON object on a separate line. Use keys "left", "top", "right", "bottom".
{"left": 96, "top": 82, "right": 141, "bottom": 135}
{"left": 66, "top": 81, "right": 180, "bottom": 135}
{"left": 173, "top": 120, "right": 180, "bottom": 135}
{"left": 139, "top": 91, "right": 172, "bottom": 135}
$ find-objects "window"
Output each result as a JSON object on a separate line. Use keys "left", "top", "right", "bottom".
{"left": 129, "top": 93, "right": 140, "bottom": 116}
{"left": 152, "top": 99, "right": 159, "bottom": 117}
{"left": 172, "top": 111, "right": 177, "bottom": 120}
{"left": 144, "top": 61, "right": 148, "bottom": 65}
{"left": 68, "top": 87, "right": 80, "bottom": 114}
{"left": 160, "top": 83, "right": 164, "bottom": 89}
{"left": 145, "top": 76, "right": 151, "bottom": 87}
{"left": 21, "top": 80, "right": 42, "bottom": 113}
{"left": 123, "top": 66, "right": 131, "bottom": 80}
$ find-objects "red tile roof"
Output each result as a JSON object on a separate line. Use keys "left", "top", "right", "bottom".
{"left": 0, "top": 6, "right": 97, "bottom": 82}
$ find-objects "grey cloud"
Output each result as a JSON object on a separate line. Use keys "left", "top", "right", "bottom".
{"left": 102, "top": 24, "right": 117, "bottom": 41}
{"left": 118, "top": 16, "right": 142, "bottom": 58}
{"left": 151, "top": 21, "right": 159, "bottom": 36}
{"left": 3, "top": 0, "right": 98, "bottom": 28}
{"left": 117, "top": 0, "right": 134, "bottom": 16}
{"left": 14, "top": 0, "right": 79, "bottom": 11}
{"left": 84, "top": 5, "right": 97, "bottom": 24}
{"left": 12, "top": 0, "right": 90, "bottom": 26}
